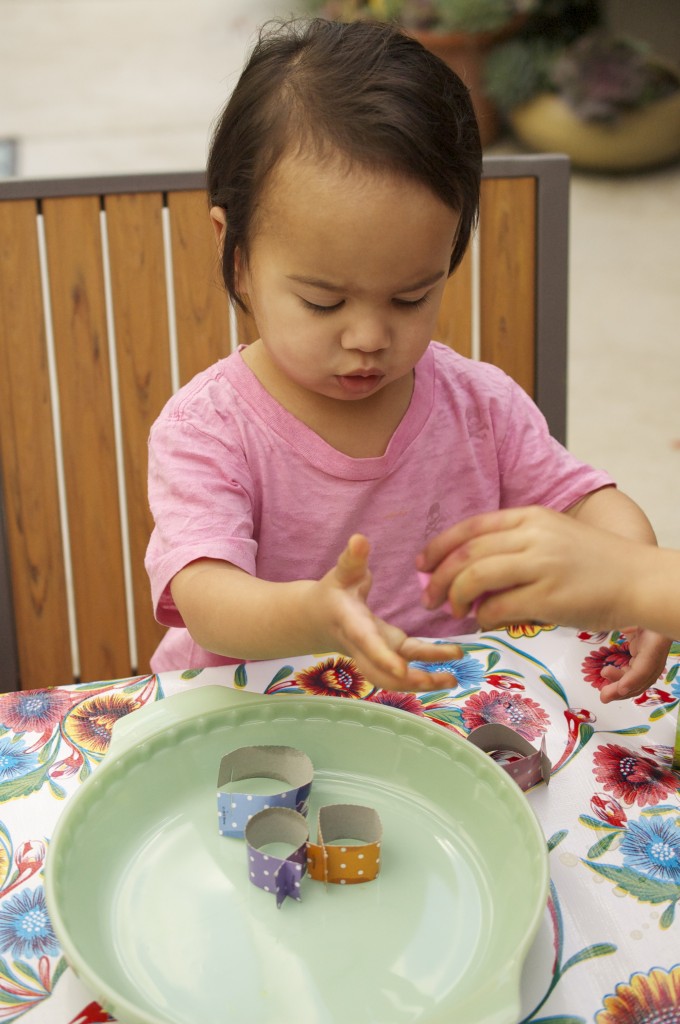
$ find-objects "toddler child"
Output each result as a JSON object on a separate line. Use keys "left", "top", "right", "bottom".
{"left": 145, "top": 17, "right": 670, "bottom": 694}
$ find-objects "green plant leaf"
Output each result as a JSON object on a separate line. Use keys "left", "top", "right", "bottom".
{"left": 562, "top": 943, "right": 617, "bottom": 973}
{"left": 234, "top": 664, "right": 248, "bottom": 688}
{"left": 585, "top": 862, "right": 680, "bottom": 904}
{"left": 268, "top": 666, "right": 295, "bottom": 686}
{"left": 649, "top": 703, "right": 678, "bottom": 721}
{"left": 539, "top": 673, "right": 568, "bottom": 704}
{"left": 180, "top": 668, "right": 203, "bottom": 679}
{"left": 425, "top": 708, "right": 464, "bottom": 726}
{"left": 660, "top": 902, "right": 676, "bottom": 928}
{"left": 528, "top": 1017, "right": 586, "bottom": 1024}
{"left": 486, "top": 650, "right": 501, "bottom": 671}
{"left": 666, "top": 663, "right": 678, "bottom": 682}
{"left": 0, "top": 764, "right": 52, "bottom": 803}
{"left": 611, "top": 724, "right": 650, "bottom": 735}
{"left": 587, "top": 831, "right": 621, "bottom": 859}
{"left": 547, "top": 830, "right": 568, "bottom": 851}
{"left": 578, "top": 814, "right": 619, "bottom": 832}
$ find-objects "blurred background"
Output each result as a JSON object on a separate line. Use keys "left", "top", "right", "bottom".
{"left": 2, "top": 0, "right": 679, "bottom": 548}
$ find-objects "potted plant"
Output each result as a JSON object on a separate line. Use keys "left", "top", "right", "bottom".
{"left": 300, "top": 0, "right": 541, "bottom": 145}
{"left": 485, "top": 31, "right": 680, "bottom": 171}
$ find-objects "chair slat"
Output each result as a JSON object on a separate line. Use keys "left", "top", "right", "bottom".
{"left": 167, "top": 191, "right": 232, "bottom": 385}
{"left": 0, "top": 200, "right": 72, "bottom": 688}
{"left": 42, "top": 195, "right": 130, "bottom": 682}
{"left": 105, "top": 192, "right": 171, "bottom": 672}
{"left": 435, "top": 246, "right": 473, "bottom": 358}
{"left": 479, "top": 177, "right": 536, "bottom": 396}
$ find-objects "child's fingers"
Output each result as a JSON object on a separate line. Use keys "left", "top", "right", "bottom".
{"left": 335, "top": 533, "right": 371, "bottom": 586}
{"left": 399, "top": 638, "right": 462, "bottom": 662}
{"left": 418, "top": 509, "right": 522, "bottom": 573}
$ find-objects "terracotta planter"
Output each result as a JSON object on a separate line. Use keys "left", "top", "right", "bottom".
{"left": 509, "top": 90, "right": 680, "bottom": 172}
{"left": 407, "top": 16, "right": 527, "bottom": 147}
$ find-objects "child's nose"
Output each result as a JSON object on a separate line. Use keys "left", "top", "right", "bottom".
{"left": 341, "top": 316, "right": 390, "bottom": 352}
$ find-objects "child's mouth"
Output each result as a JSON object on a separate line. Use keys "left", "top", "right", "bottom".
{"left": 336, "top": 372, "right": 384, "bottom": 395}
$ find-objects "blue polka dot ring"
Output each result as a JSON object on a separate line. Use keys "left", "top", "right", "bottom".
{"left": 216, "top": 745, "right": 313, "bottom": 838}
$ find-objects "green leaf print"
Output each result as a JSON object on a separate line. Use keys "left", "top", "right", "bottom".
{"left": 585, "top": 861, "right": 680, "bottom": 904}
{"left": 586, "top": 831, "right": 621, "bottom": 860}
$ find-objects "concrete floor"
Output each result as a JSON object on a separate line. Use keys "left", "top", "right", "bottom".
{"left": 3, "top": 0, "right": 679, "bottom": 548}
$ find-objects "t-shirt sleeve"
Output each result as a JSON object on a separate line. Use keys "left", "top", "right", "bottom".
{"left": 145, "top": 415, "right": 257, "bottom": 628}
{"left": 492, "top": 374, "right": 615, "bottom": 509}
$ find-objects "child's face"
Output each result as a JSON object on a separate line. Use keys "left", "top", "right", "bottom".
{"left": 224, "top": 153, "right": 460, "bottom": 405}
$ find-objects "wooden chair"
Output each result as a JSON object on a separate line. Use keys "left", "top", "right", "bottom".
{"left": 0, "top": 154, "right": 569, "bottom": 691}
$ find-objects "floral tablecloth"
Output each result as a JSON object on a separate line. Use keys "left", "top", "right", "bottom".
{"left": 0, "top": 625, "right": 678, "bottom": 1024}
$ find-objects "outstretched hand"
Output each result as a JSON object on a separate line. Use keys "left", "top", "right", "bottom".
{"left": 317, "top": 534, "right": 462, "bottom": 692}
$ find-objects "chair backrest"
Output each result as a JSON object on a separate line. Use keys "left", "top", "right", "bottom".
{"left": 0, "top": 154, "right": 569, "bottom": 690}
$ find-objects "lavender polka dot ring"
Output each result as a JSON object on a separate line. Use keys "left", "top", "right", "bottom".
{"left": 217, "top": 745, "right": 313, "bottom": 838}
{"left": 245, "top": 807, "right": 309, "bottom": 909}
{"left": 467, "top": 724, "right": 551, "bottom": 791}
{"left": 307, "top": 803, "right": 382, "bottom": 884}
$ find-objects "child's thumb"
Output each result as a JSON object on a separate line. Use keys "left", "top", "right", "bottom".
{"left": 335, "top": 534, "right": 371, "bottom": 585}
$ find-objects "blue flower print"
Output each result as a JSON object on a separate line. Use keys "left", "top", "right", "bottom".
{"left": 620, "top": 815, "right": 680, "bottom": 884}
{"left": 0, "top": 885, "right": 59, "bottom": 958}
{"left": 409, "top": 652, "right": 485, "bottom": 692}
{"left": 0, "top": 737, "right": 39, "bottom": 781}
{"left": 670, "top": 673, "right": 680, "bottom": 701}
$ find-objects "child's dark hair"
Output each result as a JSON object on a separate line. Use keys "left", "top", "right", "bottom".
{"left": 208, "top": 17, "right": 482, "bottom": 311}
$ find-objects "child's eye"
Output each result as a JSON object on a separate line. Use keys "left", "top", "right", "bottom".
{"left": 301, "top": 298, "right": 344, "bottom": 315}
{"left": 393, "top": 294, "right": 430, "bottom": 311}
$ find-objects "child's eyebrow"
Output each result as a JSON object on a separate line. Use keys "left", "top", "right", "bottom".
{"left": 286, "top": 271, "right": 445, "bottom": 293}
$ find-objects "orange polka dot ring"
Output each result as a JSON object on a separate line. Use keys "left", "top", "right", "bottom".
{"left": 217, "top": 745, "right": 382, "bottom": 908}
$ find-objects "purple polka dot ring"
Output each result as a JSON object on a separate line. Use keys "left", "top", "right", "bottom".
{"left": 217, "top": 745, "right": 313, "bottom": 838}
{"left": 467, "top": 724, "right": 551, "bottom": 791}
{"left": 245, "top": 807, "right": 309, "bottom": 909}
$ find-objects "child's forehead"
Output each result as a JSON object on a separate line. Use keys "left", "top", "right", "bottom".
{"left": 260, "top": 149, "right": 431, "bottom": 214}
{"left": 250, "top": 153, "right": 460, "bottom": 289}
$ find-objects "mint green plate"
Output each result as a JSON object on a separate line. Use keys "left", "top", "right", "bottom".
{"left": 45, "top": 686, "right": 548, "bottom": 1024}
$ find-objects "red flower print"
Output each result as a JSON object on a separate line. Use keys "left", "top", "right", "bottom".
{"left": 577, "top": 630, "right": 610, "bottom": 644}
{"left": 0, "top": 689, "right": 74, "bottom": 748}
{"left": 293, "top": 657, "right": 373, "bottom": 699}
{"left": 486, "top": 674, "right": 524, "bottom": 691}
{"left": 582, "top": 644, "right": 631, "bottom": 692}
{"left": 590, "top": 793, "right": 627, "bottom": 828}
{"left": 366, "top": 691, "right": 424, "bottom": 715}
{"left": 461, "top": 691, "right": 550, "bottom": 742}
{"left": 592, "top": 743, "right": 679, "bottom": 807}
{"left": 69, "top": 1004, "right": 114, "bottom": 1024}
{"left": 634, "top": 686, "right": 675, "bottom": 707}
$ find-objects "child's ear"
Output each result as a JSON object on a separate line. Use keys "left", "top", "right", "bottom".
{"left": 210, "top": 206, "right": 227, "bottom": 251}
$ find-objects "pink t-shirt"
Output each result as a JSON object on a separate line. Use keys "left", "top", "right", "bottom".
{"left": 146, "top": 342, "right": 613, "bottom": 671}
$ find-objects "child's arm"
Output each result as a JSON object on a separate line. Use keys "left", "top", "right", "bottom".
{"left": 562, "top": 488, "right": 671, "bottom": 701}
{"left": 418, "top": 496, "right": 673, "bottom": 703}
{"left": 171, "top": 533, "right": 462, "bottom": 693}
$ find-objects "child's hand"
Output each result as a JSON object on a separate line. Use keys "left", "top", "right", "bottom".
{"left": 317, "top": 534, "right": 462, "bottom": 692}
{"left": 598, "top": 629, "right": 670, "bottom": 703}
{"left": 417, "top": 506, "right": 640, "bottom": 631}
